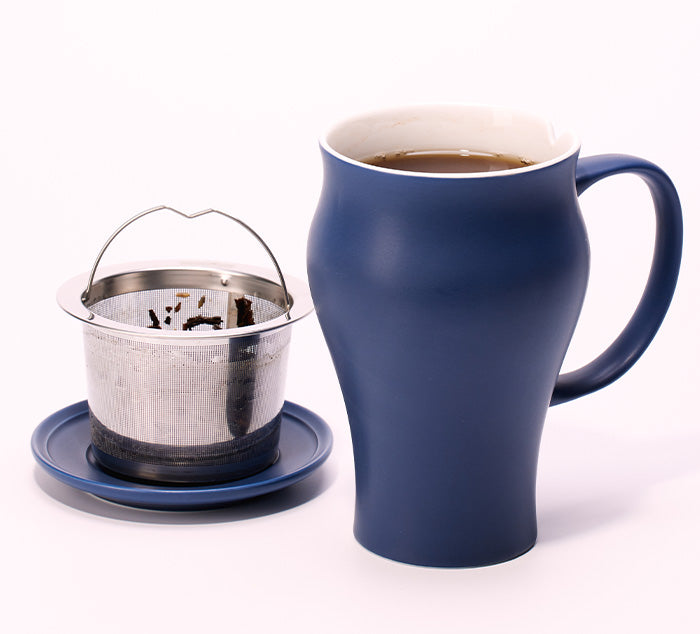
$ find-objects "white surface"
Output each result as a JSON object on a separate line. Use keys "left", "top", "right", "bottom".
{"left": 2, "top": 1, "right": 699, "bottom": 632}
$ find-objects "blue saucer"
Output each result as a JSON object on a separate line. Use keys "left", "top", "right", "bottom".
{"left": 31, "top": 400, "right": 333, "bottom": 511}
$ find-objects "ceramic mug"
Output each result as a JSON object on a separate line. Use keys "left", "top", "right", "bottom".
{"left": 307, "top": 104, "right": 683, "bottom": 567}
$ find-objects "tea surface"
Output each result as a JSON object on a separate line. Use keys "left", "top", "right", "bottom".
{"left": 361, "top": 150, "right": 533, "bottom": 173}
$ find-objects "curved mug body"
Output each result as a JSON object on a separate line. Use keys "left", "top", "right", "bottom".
{"left": 307, "top": 104, "right": 682, "bottom": 567}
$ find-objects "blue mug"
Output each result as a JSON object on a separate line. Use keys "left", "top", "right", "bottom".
{"left": 307, "top": 104, "right": 682, "bottom": 567}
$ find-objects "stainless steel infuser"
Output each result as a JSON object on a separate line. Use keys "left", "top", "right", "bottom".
{"left": 57, "top": 206, "right": 314, "bottom": 484}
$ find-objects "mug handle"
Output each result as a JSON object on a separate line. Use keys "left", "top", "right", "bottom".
{"left": 551, "top": 154, "right": 683, "bottom": 406}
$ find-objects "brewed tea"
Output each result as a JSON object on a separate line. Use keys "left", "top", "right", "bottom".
{"left": 361, "top": 150, "right": 533, "bottom": 173}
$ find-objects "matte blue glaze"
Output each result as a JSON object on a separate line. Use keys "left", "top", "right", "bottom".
{"left": 307, "top": 144, "right": 682, "bottom": 567}
{"left": 31, "top": 400, "right": 333, "bottom": 510}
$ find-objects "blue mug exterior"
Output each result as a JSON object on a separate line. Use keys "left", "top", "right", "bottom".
{"left": 307, "top": 105, "right": 682, "bottom": 567}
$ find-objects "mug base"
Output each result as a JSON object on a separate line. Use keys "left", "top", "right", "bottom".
{"left": 353, "top": 527, "right": 537, "bottom": 568}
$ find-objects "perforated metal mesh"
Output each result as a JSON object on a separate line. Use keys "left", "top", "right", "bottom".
{"left": 81, "top": 279, "right": 292, "bottom": 482}
{"left": 84, "top": 326, "right": 290, "bottom": 444}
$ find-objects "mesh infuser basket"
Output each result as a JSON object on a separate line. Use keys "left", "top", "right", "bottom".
{"left": 57, "top": 206, "right": 314, "bottom": 484}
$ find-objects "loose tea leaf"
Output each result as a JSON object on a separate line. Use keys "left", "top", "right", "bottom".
{"left": 235, "top": 297, "right": 255, "bottom": 327}
{"left": 165, "top": 306, "right": 172, "bottom": 313}
{"left": 198, "top": 295, "right": 206, "bottom": 308}
{"left": 147, "top": 309, "right": 161, "bottom": 329}
{"left": 182, "top": 315, "right": 223, "bottom": 331}
{"left": 174, "top": 302, "right": 182, "bottom": 313}
{"left": 164, "top": 315, "right": 171, "bottom": 326}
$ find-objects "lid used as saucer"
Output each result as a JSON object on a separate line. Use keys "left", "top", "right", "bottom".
{"left": 31, "top": 400, "right": 333, "bottom": 510}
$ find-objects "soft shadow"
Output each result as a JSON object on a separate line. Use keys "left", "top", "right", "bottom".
{"left": 33, "top": 460, "right": 338, "bottom": 524}
{"left": 537, "top": 495, "right": 635, "bottom": 543}
{"left": 536, "top": 423, "right": 700, "bottom": 543}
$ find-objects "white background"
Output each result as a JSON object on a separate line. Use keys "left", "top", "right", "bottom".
{"left": 2, "top": 1, "right": 699, "bottom": 632}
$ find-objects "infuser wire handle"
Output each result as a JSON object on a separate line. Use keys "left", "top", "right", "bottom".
{"left": 81, "top": 205, "right": 292, "bottom": 317}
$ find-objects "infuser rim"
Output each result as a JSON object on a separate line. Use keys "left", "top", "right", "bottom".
{"left": 57, "top": 259, "right": 315, "bottom": 340}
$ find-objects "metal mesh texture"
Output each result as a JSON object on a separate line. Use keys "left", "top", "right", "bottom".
{"left": 82, "top": 286, "right": 291, "bottom": 469}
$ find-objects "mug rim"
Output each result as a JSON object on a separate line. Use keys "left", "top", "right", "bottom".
{"left": 320, "top": 102, "right": 581, "bottom": 179}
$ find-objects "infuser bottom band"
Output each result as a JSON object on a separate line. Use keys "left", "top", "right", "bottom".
{"left": 89, "top": 410, "right": 282, "bottom": 484}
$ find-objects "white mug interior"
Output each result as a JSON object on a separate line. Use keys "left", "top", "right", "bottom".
{"left": 322, "top": 104, "right": 580, "bottom": 177}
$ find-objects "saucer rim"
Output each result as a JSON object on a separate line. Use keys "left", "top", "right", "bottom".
{"left": 31, "top": 400, "right": 333, "bottom": 509}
